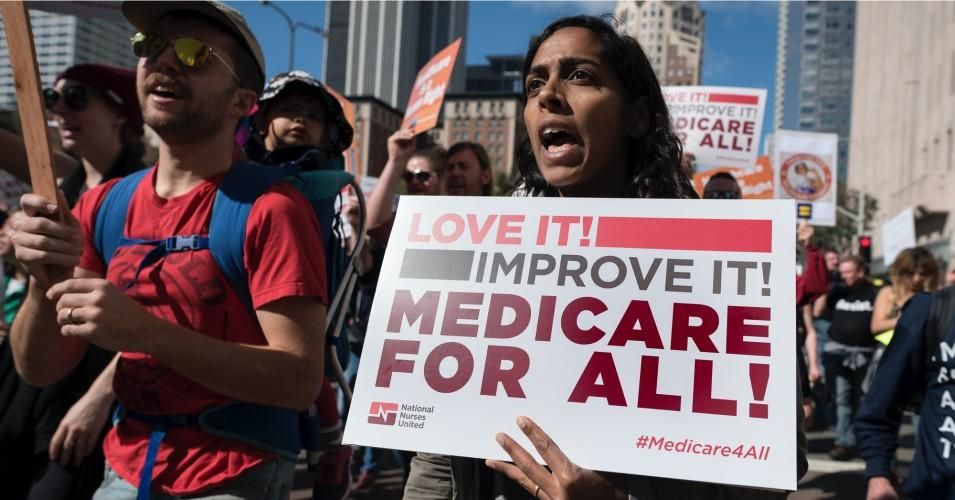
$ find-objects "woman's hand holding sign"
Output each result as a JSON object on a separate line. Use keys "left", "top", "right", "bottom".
{"left": 487, "top": 416, "right": 628, "bottom": 500}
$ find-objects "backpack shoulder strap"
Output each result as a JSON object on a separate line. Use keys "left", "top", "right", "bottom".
{"left": 208, "top": 161, "right": 298, "bottom": 310}
{"left": 926, "top": 285, "right": 955, "bottom": 368}
{"left": 92, "top": 168, "right": 151, "bottom": 267}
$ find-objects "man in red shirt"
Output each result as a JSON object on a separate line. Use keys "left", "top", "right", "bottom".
{"left": 9, "top": 2, "right": 327, "bottom": 498}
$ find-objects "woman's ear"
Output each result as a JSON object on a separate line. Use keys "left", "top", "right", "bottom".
{"left": 628, "top": 96, "right": 650, "bottom": 139}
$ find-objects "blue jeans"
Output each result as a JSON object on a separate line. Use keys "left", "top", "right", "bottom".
{"left": 823, "top": 349, "right": 873, "bottom": 448}
{"left": 92, "top": 458, "right": 295, "bottom": 500}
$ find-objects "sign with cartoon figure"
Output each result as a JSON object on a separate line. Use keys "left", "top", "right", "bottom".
{"left": 773, "top": 130, "right": 838, "bottom": 226}
{"left": 344, "top": 196, "right": 798, "bottom": 491}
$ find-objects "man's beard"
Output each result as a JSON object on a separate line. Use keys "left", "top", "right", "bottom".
{"left": 144, "top": 90, "right": 235, "bottom": 144}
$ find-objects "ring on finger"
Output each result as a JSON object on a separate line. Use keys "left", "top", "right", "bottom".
{"left": 66, "top": 307, "right": 79, "bottom": 325}
{"left": 534, "top": 485, "right": 541, "bottom": 499}
{"left": 64, "top": 440, "right": 74, "bottom": 448}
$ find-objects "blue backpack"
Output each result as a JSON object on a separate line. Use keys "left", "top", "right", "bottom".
{"left": 93, "top": 157, "right": 366, "bottom": 499}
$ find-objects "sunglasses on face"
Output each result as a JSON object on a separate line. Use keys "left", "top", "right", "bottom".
{"left": 130, "top": 32, "right": 240, "bottom": 82}
{"left": 402, "top": 169, "right": 434, "bottom": 184}
{"left": 43, "top": 85, "right": 99, "bottom": 113}
{"left": 703, "top": 191, "right": 741, "bottom": 199}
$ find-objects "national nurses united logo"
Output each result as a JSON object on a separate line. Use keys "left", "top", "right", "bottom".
{"left": 779, "top": 152, "right": 832, "bottom": 201}
{"left": 368, "top": 402, "right": 399, "bottom": 425}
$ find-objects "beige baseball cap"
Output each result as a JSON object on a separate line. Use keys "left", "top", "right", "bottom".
{"left": 122, "top": 1, "right": 265, "bottom": 90}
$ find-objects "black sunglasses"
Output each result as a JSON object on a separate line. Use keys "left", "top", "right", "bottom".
{"left": 44, "top": 86, "right": 93, "bottom": 112}
{"left": 402, "top": 170, "right": 434, "bottom": 183}
{"left": 703, "top": 191, "right": 742, "bottom": 199}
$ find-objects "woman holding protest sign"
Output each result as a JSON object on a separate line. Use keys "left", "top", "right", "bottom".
{"left": 404, "top": 15, "right": 806, "bottom": 500}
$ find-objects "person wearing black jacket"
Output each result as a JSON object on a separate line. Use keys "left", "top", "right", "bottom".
{"left": 856, "top": 287, "right": 955, "bottom": 500}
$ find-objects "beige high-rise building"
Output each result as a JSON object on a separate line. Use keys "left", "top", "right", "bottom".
{"left": 847, "top": 2, "right": 955, "bottom": 269}
{"left": 432, "top": 94, "right": 526, "bottom": 179}
{"left": 350, "top": 97, "right": 404, "bottom": 178}
{"left": 614, "top": 1, "right": 705, "bottom": 85}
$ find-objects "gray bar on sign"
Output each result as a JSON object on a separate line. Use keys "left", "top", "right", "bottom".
{"left": 400, "top": 249, "right": 474, "bottom": 280}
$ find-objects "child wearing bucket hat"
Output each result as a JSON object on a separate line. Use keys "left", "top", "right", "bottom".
{"left": 247, "top": 70, "right": 353, "bottom": 166}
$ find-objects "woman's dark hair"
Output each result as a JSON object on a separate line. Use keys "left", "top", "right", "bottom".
{"left": 517, "top": 15, "right": 696, "bottom": 199}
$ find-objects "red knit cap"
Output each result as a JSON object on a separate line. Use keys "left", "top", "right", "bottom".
{"left": 56, "top": 64, "right": 143, "bottom": 136}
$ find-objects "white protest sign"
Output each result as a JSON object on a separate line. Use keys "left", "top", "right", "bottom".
{"left": 881, "top": 207, "right": 916, "bottom": 266}
{"left": 344, "top": 197, "right": 798, "bottom": 490}
{"left": 663, "top": 86, "right": 767, "bottom": 171}
{"left": 773, "top": 130, "right": 838, "bottom": 227}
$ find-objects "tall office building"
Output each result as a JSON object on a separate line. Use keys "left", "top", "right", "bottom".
{"left": 614, "top": 1, "right": 705, "bottom": 86}
{"left": 847, "top": 1, "right": 954, "bottom": 268}
{"left": 466, "top": 55, "right": 523, "bottom": 94}
{"left": 0, "top": 8, "right": 137, "bottom": 110}
{"left": 323, "top": 1, "right": 467, "bottom": 111}
{"left": 774, "top": 0, "right": 856, "bottom": 179}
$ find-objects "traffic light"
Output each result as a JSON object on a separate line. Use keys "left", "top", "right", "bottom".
{"left": 858, "top": 235, "right": 872, "bottom": 264}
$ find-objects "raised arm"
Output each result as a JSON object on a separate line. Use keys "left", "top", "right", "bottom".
{"left": 366, "top": 129, "right": 415, "bottom": 231}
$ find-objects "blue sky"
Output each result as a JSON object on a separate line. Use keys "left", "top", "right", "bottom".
{"left": 232, "top": 1, "right": 778, "bottom": 143}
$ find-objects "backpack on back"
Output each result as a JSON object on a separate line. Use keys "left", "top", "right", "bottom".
{"left": 92, "top": 157, "right": 366, "bottom": 463}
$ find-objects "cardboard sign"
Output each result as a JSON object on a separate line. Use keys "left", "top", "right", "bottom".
{"left": 344, "top": 197, "right": 798, "bottom": 491}
{"left": 773, "top": 130, "right": 838, "bottom": 227}
{"left": 401, "top": 38, "right": 461, "bottom": 134}
{"left": 664, "top": 86, "right": 767, "bottom": 171}
{"left": 881, "top": 207, "right": 916, "bottom": 266}
{"left": 692, "top": 156, "right": 774, "bottom": 199}
{"left": 325, "top": 85, "right": 362, "bottom": 178}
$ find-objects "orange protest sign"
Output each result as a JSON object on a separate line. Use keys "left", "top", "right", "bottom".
{"left": 692, "top": 155, "right": 774, "bottom": 199}
{"left": 326, "top": 85, "right": 362, "bottom": 178}
{"left": 401, "top": 38, "right": 462, "bottom": 134}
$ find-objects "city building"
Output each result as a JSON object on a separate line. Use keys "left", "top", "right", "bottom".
{"left": 348, "top": 96, "right": 404, "bottom": 179}
{"left": 847, "top": 1, "right": 954, "bottom": 270}
{"left": 0, "top": 7, "right": 137, "bottom": 110}
{"left": 431, "top": 93, "right": 526, "bottom": 179}
{"left": 614, "top": 1, "right": 704, "bottom": 86}
{"left": 323, "top": 0, "right": 468, "bottom": 111}
{"left": 774, "top": 0, "right": 856, "bottom": 179}
{"left": 466, "top": 55, "right": 523, "bottom": 94}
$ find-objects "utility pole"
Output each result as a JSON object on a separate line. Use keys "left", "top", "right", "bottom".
{"left": 261, "top": 1, "right": 327, "bottom": 72}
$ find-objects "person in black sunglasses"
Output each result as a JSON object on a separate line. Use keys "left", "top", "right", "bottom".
{"left": 0, "top": 63, "right": 145, "bottom": 500}
{"left": 702, "top": 172, "right": 742, "bottom": 200}
{"left": 365, "top": 129, "right": 447, "bottom": 240}
{"left": 46, "top": 64, "right": 147, "bottom": 207}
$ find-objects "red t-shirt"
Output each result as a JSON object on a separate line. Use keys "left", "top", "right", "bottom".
{"left": 73, "top": 166, "right": 328, "bottom": 495}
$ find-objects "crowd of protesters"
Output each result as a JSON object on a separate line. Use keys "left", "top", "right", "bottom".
{"left": 0, "top": 2, "right": 952, "bottom": 500}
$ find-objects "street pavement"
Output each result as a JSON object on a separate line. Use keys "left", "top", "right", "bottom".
{"left": 792, "top": 423, "right": 913, "bottom": 499}
{"left": 291, "top": 425, "right": 915, "bottom": 499}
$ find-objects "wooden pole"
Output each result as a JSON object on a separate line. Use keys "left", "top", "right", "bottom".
{"left": 1, "top": 1, "right": 63, "bottom": 221}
